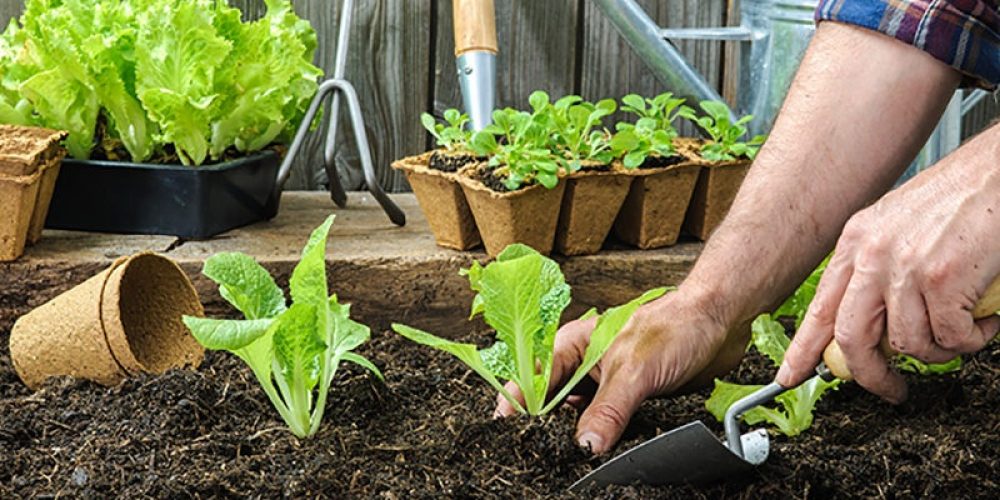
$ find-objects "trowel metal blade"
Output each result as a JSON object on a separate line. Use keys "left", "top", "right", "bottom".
{"left": 569, "top": 421, "right": 769, "bottom": 492}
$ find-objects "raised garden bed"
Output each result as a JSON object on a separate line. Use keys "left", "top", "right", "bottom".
{"left": 1, "top": 328, "right": 997, "bottom": 498}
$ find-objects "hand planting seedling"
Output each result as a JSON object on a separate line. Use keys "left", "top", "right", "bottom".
{"left": 546, "top": 95, "right": 617, "bottom": 173}
{"left": 392, "top": 244, "right": 666, "bottom": 415}
{"left": 183, "top": 216, "right": 381, "bottom": 438}
{"left": 681, "top": 101, "right": 766, "bottom": 162}
{"left": 469, "top": 91, "right": 561, "bottom": 190}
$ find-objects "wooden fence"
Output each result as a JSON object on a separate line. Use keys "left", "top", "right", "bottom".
{"left": 1, "top": 1, "right": 997, "bottom": 192}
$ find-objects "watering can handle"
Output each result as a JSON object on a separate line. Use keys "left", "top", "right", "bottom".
{"left": 822, "top": 275, "right": 1000, "bottom": 380}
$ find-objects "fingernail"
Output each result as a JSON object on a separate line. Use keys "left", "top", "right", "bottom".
{"left": 577, "top": 432, "right": 604, "bottom": 452}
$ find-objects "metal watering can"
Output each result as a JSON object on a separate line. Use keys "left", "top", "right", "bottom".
{"left": 592, "top": 0, "right": 988, "bottom": 179}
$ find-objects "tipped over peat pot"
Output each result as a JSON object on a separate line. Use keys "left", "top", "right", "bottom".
{"left": 554, "top": 163, "right": 632, "bottom": 256}
{"left": 612, "top": 151, "right": 701, "bottom": 250}
{"left": 391, "top": 151, "right": 482, "bottom": 250}
{"left": 458, "top": 163, "right": 566, "bottom": 257}
{"left": 45, "top": 151, "right": 281, "bottom": 239}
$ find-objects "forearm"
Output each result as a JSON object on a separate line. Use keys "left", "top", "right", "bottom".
{"left": 681, "top": 22, "right": 960, "bottom": 330}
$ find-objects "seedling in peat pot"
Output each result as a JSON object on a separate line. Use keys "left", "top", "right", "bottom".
{"left": 183, "top": 216, "right": 381, "bottom": 438}
{"left": 681, "top": 101, "right": 766, "bottom": 162}
{"left": 547, "top": 95, "right": 617, "bottom": 173}
{"left": 469, "top": 91, "right": 561, "bottom": 190}
{"left": 620, "top": 92, "right": 691, "bottom": 136}
{"left": 610, "top": 118, "right": 679, "bottom": 169}
{"left": 421, "top": 109, "right": 473, "bottom": 154}
{"left": 393, "top": 244, "right": 667, "bottom": 415}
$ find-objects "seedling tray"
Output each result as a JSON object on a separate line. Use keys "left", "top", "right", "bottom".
{"left": 45, "top": 151, "right": 280, "bottom": 239}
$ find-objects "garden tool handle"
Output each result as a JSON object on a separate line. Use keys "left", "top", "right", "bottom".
{"left": 453, "top": 0, "right": 498, "bottom": 56}
{"left": 822, "top": 275, "right": 1000, "bottom": 380}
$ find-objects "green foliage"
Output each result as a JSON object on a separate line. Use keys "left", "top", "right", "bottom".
{"left": 183, "top": 216, "right": 380, "bottom": 438}
{"left": 0, "top": 0, "right": 321, "bottom": 165}
{"left": 469, "top": 91, "right": 561, "bottom": 190}
{"left": 610, "top": 118, "right": 679, "bottom": 169}
{"left": 547, "top": 95, "right": 617, "bottom": 172}
{"left": 897, "top": 355, "right": 963, "bottom": 375}
{"left": 773, "top": 256, "right": 830, "bottom": 327}
{"left": 619, "top": 92, "right": 690, "bottom": 137}
{"left": 421, "top": 109, "right": 471, "bottom": 153}
{"left": 706, "top": 314, "right": 841, "bottom": 437}
{"left": 392, "top": 244, "right": 668, "bottom": 416}
{"left": 681, "top": 100, "right": 765, "bottom": 162}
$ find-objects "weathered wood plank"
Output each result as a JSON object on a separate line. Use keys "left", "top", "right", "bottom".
{"left": 0, "top": 192, "right": 703, "bottom": 341}
{"left": 579, "top": 1, "right": 726, "bottom": 136}
{"left": 432, "top": 1, "right": 580, "bottom": 117}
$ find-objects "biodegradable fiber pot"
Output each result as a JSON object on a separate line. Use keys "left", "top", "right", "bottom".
{"left": 458, "top": 164, "right": 566, "bottom": 257}
{"left": 391, "top": 151, "right": 481, "bottom": 250}
{"left": 0, "top": 169, "right": 42, "bottom": 262}
{"left": 554, "top": 165, "right": 632, "bottom": 256}
{"left": 27, "top": 153, "right": 67, "bottom": 244}
{"left": 683, "top": 158, "right": 752, "bottom": 241}
{"left": 9, "top": 252, "right": 206, "bottom": 390}
{"left": 612, "top": 155, "right": 701, "bottom": 250}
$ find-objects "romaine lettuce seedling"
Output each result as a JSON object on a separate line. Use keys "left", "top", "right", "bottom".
{"left": 421, "top": 109, "right": 472, "bottom": 153}
{"left": 706, "top": 313, "right": 841, "bottom": 437}
{"left": 469, "top": 92, "right": 561, "bottom": 190}
{"left": 620, "top": 92, "right": 691, "bottom": 137}
{"left": 392, "top": 244, "right": 667, "bottom": 415}
{"left": 183, "top": 216, "right": 381, "bottom": 438}
{"left": 546, "top": 95, "right": 617, "bottom": 172}
{"left": 681, "top": 100, "right": 766, "bottom": 162}
{"left": 610, "top": 118, "right": 679, "bottom": 169}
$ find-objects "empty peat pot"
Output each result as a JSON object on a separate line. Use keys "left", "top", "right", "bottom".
{"left": 10, "top": 252, "right": 205, "bottom": 390}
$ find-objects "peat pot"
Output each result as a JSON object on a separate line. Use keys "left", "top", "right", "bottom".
{"left": 45, "top": 151, "right": 281, "bottom": 239}
{"left": 391, "top": 151, "right": 481, "bottom": 251}
{"left": 554, "top": 165, "right": 632, "bottom": 256}
{"left": 458, "top": 164, "right": 566, "bottom": 257}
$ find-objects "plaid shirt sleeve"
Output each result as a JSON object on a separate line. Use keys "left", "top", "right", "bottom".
{"left": 816, "top": 0, "right": 1000, "bottom": 89}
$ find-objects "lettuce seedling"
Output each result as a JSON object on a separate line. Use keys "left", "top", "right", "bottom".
{"left": 620, "top": 92, "right": 691, "bottom": 137}
{"left": 392, "top": 244, "right": 667, "bottom": 415}
{"left": 421, "top": 108, "right": 472, "bottom": 153}
{"left": 610, "top": 118, "right": 678, "bottom": 169}
{"left": 469, "top": 92, "right": 561, "bottom": 190}
{"left": 681, "top": 100, "right": 765, "bottom": 162}
{"left": 706, "top": 313, "right": 841, "bottom": 437}
{"left": 182, "top": 216, "right": 381, "bottom": 438}
{"left": 546, "top": 95, "right": 617, "bottom": 172}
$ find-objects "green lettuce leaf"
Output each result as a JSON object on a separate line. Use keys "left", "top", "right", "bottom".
{"left": 202, "top": 252, "right": 286, "bottom": 320}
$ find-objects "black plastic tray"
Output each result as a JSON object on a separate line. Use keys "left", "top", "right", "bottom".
{"left": 45, "top": 151, "right": 281, "bottom": 239}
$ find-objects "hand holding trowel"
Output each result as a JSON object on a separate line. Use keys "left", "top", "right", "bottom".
{"left": 571, "top": 275, "right": 1000, "bottom": 491}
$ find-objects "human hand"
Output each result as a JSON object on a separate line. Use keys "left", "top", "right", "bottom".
{"left": 777, "top": 140, "right": 1000, "bottom": 402}
{"left": 493, "top": 290, "right": 748, "bottom": 454}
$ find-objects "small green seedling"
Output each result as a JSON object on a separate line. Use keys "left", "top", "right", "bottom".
{"left": 392, "top": 244, "right": 667, "bottom": 416}
{"left": 470, "top": 91, "right": 561, "bottom": 190}
{"left": 610, "top": 118, "right": 678, "bottom": 169}
{"left": 620, "top": 92, "right": 690, "bottom": 136}
{"left": 421, "top": 109, "right": 472, "bottom": 153}
{"left": 183, "top": 216, "right": 381, "bottom": 438}
{"left": 681, "top": 100, "right": 765, "bottom": 162}
{"left": 547, "top": 95, "right": 617, "bottom": 172}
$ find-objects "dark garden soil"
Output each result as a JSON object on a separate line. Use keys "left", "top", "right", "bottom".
{"left": 639, "top": 154, "right": 685, "bottom": 170}
{"left": 476, "top": 167, "right": 517, "bottom": 193}
{"left": 429, "top": 151, "right": 482, "bottom": 173}
{"left": 2, "top": 326, "right": 999, "bottom": 499}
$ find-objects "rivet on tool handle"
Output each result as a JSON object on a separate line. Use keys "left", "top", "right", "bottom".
{"left": 822, "top": 274, "right": 1000, "bottom": 380}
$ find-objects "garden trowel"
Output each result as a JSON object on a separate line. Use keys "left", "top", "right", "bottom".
{"left": 452, "top": 0, "right": 497, "bottom": 131}
{"left": 571, "top": 275, "right": 1000, "bottom": 491}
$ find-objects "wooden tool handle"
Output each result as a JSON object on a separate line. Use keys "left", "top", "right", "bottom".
{"left": 823, "top": 275, "right": 1000, "bottom": 380}
{"left": 453, "top": 0, "right": 498, "bottom": 56}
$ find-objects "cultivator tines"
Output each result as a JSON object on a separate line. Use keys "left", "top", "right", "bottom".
{"left": 275, "top": 0, "right": 406, "bottom": 227}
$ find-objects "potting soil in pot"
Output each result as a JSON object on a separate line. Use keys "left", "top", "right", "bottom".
{"left": 2, "top": 324, "right": 998, "bottom": 498}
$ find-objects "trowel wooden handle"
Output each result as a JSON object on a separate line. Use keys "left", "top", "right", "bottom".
{"left": 823, "top": 275, "right": 1000, "bottom": 380}
{"left": 453, "top": 0, "right": 498, "bottom": 56}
